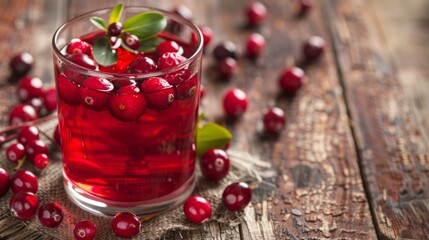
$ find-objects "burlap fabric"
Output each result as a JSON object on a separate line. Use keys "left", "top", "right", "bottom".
{"left": 0, "top": 116, "right": 271, "bottom": 239}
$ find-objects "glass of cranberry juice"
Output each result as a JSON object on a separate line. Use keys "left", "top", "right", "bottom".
{"left": 52, "top": 7, "right": 203, "bottom": 216}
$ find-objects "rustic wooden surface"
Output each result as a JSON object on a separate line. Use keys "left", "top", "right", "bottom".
{"left": 0, "top": 0, "right": 428, "bottom": 239}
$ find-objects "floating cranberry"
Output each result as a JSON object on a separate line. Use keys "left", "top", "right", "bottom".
{"left": 246, "top": 33, "right": 266, "bottom": 57}
{"left": 9, "top": 52, "right": 34, "bottom": 77}
{"left": 56, "top": 74, "right": 81, "bottom": 105}
{"left": 303, "top": 36, "right": 326, "bottom": 60}
{"left": 200, "top": 149, "right": 230, "bottom": 180}
{"left": 213, "top": 41, "right": 237, "bottom": 61}
{"left": 111, "top": 212, "right": 141, "bottom": 238}
{"left": 43, "top": 87, "right": 57, "bottom": 112}
{"left": 223, "top": 88, "right": 249, "bottom": 118}
{"left": 79, "top": 77, "right": 114, "bottom": 111}
{"left": 158, "top": 52, "right": 187, "bottom": 70}
{"left": 122, "top": 34, "right": 140, "bottom": 51}
{"left": 69, "top": 54, "right": 97, "bottom": 70}
{"left": 6, "top": 143, "right": 25, "bottom": 164}
{"left": 108, "top": 22, "right": 123, "bottom": 36}
{"left": 53, "top": 124, "right": 61, "bottom": 146}
{"left": 67, "top": 38, "right": 92, "bottom": 56}
{"left": 130, "top": 56, "right": 157, "bottom": 73}
{"left": 0, "top": 168, "right": 10, "bottom": 197}
{"left": 141, "top": 77, "right": 175, "bottom": 110}
{"left": 279, "top": 67, "right": 305, "bottom": 94}
{"left": 63, "top": 68, "right": 86, "bottom": 84}
{"left": 246, "top": 2, "right": 267, "bottom": 26}
{"left": 109, "top": 91, "right": 147, "bottom": 122}
{"left": 183, "top": 196, "right": 212, "bottom": 224}
{"left": 298, "top": 0, "right": 313, "bottom": 15}
{"left": 222, "top": 182, "right": 252, "bottom": 211}
{"left": 175, "top": 75, "right": 199, "bottom": 100}
{"left": 74, "top": 220, "right": 97, "bottom": 240}
{"left": 26, "top": 139, "right": 48, "bottom": 163}
{"left": 117, "top": 85, "right": 140, "bottom": 94}
{"left": 112, "top": 79, "right": 137, "bottom": 90}
{"left": 9, "top": 104, "right": 38, "bottom": 125}
{"left": 219, "top": 57, "right": 238, "bottom": 78}
{"left": 10, "top": 170, "right": 38, "bottom": 194}
{"left": 38, "top": 202, "right": 64, "bottom": 228}
{"left": 34, "top": 153, "right": 49, "bottom": 169}
{"left": 165, "top": 69, "right": 192, "bottom": 86}
{"left": 263, "top": 107, "right": 286, "bottom": 134}
{"left": 18, "top": 125, "right": 40, "bottom": 146}
{"left": 17, "top": 76, "right": 44, "bottom": 103}
{"left": 156, "top": 40, "right": 183, "bottom": 56}
{"left": 10, "top": 191, "right": 39, "bottom": 220}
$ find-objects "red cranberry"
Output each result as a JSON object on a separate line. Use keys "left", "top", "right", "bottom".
{"left": 67, "top": 38, "right": 92, "bottom": 56}
{"left": 17, "top": 76, "right": 44, "bottom": 102}
{"left": 9, "top": 52, "right": 34, "bottom": 77}
{"left": 263, "top": 107, "right": 286, "bottom": 134}
{"left": 246, "top": 33, "right": 266, "bottom": 57}
{"left": 10, "top": 191, "right": 39, "bottom": 220}
{"left": 175, "top": 74, "right": 199, "bottom": 100}
{"left": 28, "top": 97, "right": 44, "bottom": 114}
{"left": 117, "top": 85, "right": 140, "bottom": 94}
{"left": 279, "top": 67, "right": 305, "bottom": 94}
{"left": 200, "top": 26, "right": 214, "bottom": 48}
{"left": 183, "top": 196, "right": 212, "bottom": 224}
{"left": 109, "top": 91, "right": 147, "bottom": 122}
{"left": 111, "top": 212, "right": 141, "bottom": 238}
{"left": 130, "top": 56, "right": 157, "bottom": 73}
{"left": 9, "top": 104, "right": 38, "bottom": 125}
{"left": 69, "top": 54, "right": 97, "bottom": 70}
{"left": 168, "top": 5, "right": 193, "bottom": 33}
{"left": 141, "top": 77, "right": 175, "bottom": 110}
{"left": 74, "top": 220, "right": 97, "bottom": 240}
{"left": 112, "top": 79, "right": 137, "bottom": 89}
{"left": 63, "top": 68, "right": 86, "bottom": 84}
{"left": 34, "top": 153, "right": 49, "bottom": 169}
{"left": 298, "top": 0, "right": 313, "bottom": 15}
{"left": 38, "top": 202, "right": 64, "bottom": 228}
{"left": 53, "top": 124, "right": 61, "bottom": 146}
{"left": 219, "top": 57, "right": 238, "bottom": 78}
{"left": 79, "top": 77, "right": 114, "bottom": 111}
{"left": 303, "top": 36, "right": 326, "bottom": 60}
{"left": 223, "top": 88, "right": 249, "bottom": 118}
{"left": 122, "top": 34, "right": 140, "bottom": 51}
{"left": 200, "top": 149, "right": 230, "bottom": 180}
{"left": 10, "top": 170, "right": 38, "bottom": 194}
{"left": 158, "top": 52, "right": 187, "bottom": 70}
{"left": 26, "top": 139, "right": 48, "bottom": 163}
{"left": 0, "top": 168, "right": 10, "bottom": 197}
{"left": 165, "top": 69, "right": 192, "bottom": 86}
{"left": 156, "top": 40, "right": 183, "bottom": 56}
{"left": 18, "top": 125, "right": 40, "bottom": 145}
{"left": 108, "top": 22, "right": 123, "bottom": 36}
{"left": 43, "top": 87, "right": 57, "bottom": 112}
{"left": 213, "top": 41, "right": 237, "bottom": 61}
{"left": 6, "top": 143, "right": 26, "bottom": 164}
{"left": 56, "top": 74, "right": 81, "bottom": 106}
{"left": 246, "top": 2, "right": 267, "bottom": 26}
{"left": 222, "top": 182, "right": 252, "bottom": 211}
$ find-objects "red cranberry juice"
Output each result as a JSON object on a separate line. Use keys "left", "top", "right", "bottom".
{"left": 56, "top": 34, "right": 200, "bottom": 203}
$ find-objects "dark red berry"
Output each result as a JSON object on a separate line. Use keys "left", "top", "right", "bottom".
{"left": 298, "top": 0, "right": 313, "bottom": 15}
{"left": 130, "top": 56, "right": 157, "bottom": 73}
{"left": 111, "top": 212, "right": 141, "bottom": 238}
{"left": 122, "top": 34, "right": 140, "bottom": 50}
{"left": 28, "top": 97, "right": 44, "bottom": 114}
{"left": 200, "top": 26, "right": 214, "bottom": 48}
{"left": 112, "top": 79, "right": 137, "bottom": 89}
{"left": 200, "top": 149, "right": 230, "bottom": 180}
{"left": 69, "top": 54, "right": 97, "bottom": 70}
{"left": 54, "top": 124, "right": 61, "bottom": 146}
{"left": 17, "top": 76, "right": 44, "bottom": 102}
{"left": 141, "top": 77, "right": 175, "bottom": 110}
{"left": 175, "top": 74, "right": 199, "bottom": 100}
{"left": 9, "top": 104, "right": 38, "bottom": 125}
{"left": 213, "top": 41, "right": 237, "bottom": 61}
{"left": 43, "top": 87, "right": 57, "bottom": 112}
{"left": 246, "top": 2, "right": 267, "bottom": 26}
{"left": 10, "top": 191, "right": 39, "bottom": 220}
{"left": 109, "top": 91, "right": 147, "bottom": 122}
{"left": 74, "top": 220, "right": 97, "bottom": 240}
{"left": 6, "top": 143, "right": 25, "bottom": 164}
{"left": 168, "top": 5, "right": 193, "bottom": 33}
{"left": 67, "top": 38, "right": 92, "bottom": 56}
{"left": 10, "top": 170, "right": 38, "bottom": 194}
{"left": 158, "top": 52, "right": 187, "bottom": 70}
{"left": 183, "top": 196, "right": 212, "bottom": 224}
{"left": 79, "top": 77, "right": 114, "bottom": 111}
{"left": 18, "top": 125, "right": 40, "bottom": 145}
{"left": 246, "top": 33, "right": 266, "bottom": 57}
{"left": 219, "top": 57, "right": 238, "bottom": 78}
{"left": 34, "top": 153, "right": 49, "bottom": 169}
{"left": 222, "top": 182, "right": 252, "bottom": 211}
{"left": 108, "top": 22, "right": 123, "bottom": 36}
{"left": 279, "top": 67, "right": 305, "bottom": 94}
{"left": 303, "top": 36, "right": 326, "bottom": 60}
{"left": 56, "top": 74, "right": 81, "bottom": 105}
{"left": 9, "top": 52, "right": 34, "bottom": 77}
{"left": 109, "top": 36, "right": 122, "bottom": 49}
{"left": 263, "top": 107, "right": 286, "bottom": 134}
{"left": 223, "top": 88, "right": 249, "bottom": 118}
{"left": 156, "top": 40, "right": 183, "bottom": 56}
{"left": 26, "top": 139, "right": 48, "bottom": 163}
{"left": 165, "top": 69, "right": 192, "bottom": 86}
{"left": 38, "top": 202, "right": 63, "bottom": 228}
{"left": 0, "top": 168, "right": 10, "bottom": 197}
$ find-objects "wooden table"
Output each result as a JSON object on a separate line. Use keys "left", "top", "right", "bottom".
{"left": 0, "top": 0, "right": 428, "bottom": 239}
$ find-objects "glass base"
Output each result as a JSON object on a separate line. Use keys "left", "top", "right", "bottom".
{"left": 63, "top": 172, "right": 196, "bottom": 217}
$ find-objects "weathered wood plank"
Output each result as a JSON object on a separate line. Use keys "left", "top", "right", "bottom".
{"left": 326, "top": 0, "right": 429, "bottom": 239}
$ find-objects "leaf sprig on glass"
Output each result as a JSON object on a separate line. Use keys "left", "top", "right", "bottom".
{"left": 89, "top": 3, "right": 167, "bottom": 66}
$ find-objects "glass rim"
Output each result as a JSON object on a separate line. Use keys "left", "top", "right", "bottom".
{"left": 52, "top": 6, "right": 203, "bottom": 79}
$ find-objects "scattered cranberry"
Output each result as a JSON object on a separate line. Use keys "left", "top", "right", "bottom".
{"left": 263, "top": 107, "right": 286, "bottom": 134}
{"left": 213, "top": 41, "right": 237, "bottom": 61}
{"left": 17, "top": 76, "right": 44, "bottom": 103}
{"left": 200, "top": 149, "right": 230, "bottom": 180}
{"left": 279, "top": 67, "right": 305, "bottom": 94}
{"left": 109, "top": 91, "right": 147, "bottom": 122}
{"left": 28, "top": 97, "right": 44, "bottom": 114}
{"left": 25, "top": 139, "right": 48, "bottom": 163}
{"left": 169, "top": 5, "right": 193, "bottom": 33}
{"left": 67, "top": 38, "right": 92, "bottom": 56}
{"left": 34, "top": 153, "right": 49, "bottom": 169}
{"left": 79, "top": 77, "right": 114, "bottom": 111}
{"left": 43, "top": 87, "right": 57, "bottom": 112}
{"left": 219, "top": 57, "right": 238, "bottom": 78}
{"left": 0, "top": 168, "right": 9, "bottom": 197}
{"left": 303, "top": 36, "right": 326, "bottom": 60}
{"left": 108, "top": 22, "right": 123, "bottom": 36}
{"left": 111, "top": 212, "right": 141, "bottom": 238}
{"left": 223, "top": 88, "right": 249, "bottom": 118}
{"left": 38, "top": 202, "right": 64, "bottom": 227}
{"left": 156, "top": 40, "right": 183, "bottom": 56}
{"left": 222, "top": 182, "right": 252, "bottom": 211}
{"left": 69, "top": 54, "right": 97, "bottom": 70}
{"left": 298, "top": 0, "right": 313, "bottom": 15}
{"left": 158, "top": 52, "right": 187, "bottom": 70}
{"left": 9, "top": 104, "right": 38, "bottom": 125}
{"left": 9, "top": 52, "right": 34, "bottom": 77}
{"left": 246, "top": 33, "right": 266, "bottom": 57}
{"left": 130, "top": 56, "right": 157, "bottom": 73}
{"left": 10, "top": 191, "right": 39, "bottom": 220}
{"left": 53, "top": 124, "right": 61, "bottom": 146}
{"left": 183, "top": 196, "right": 212, "bottom": 224}
{"left": 56, "top": 74, "right": 81, "bottom": 105}
{"left": 109, "top": 36, "right": 122, "bottom": 49}
{"left": 141, "top": 77, "right": 175, "bottom": 110}
{"left": 6, "top": 143, "right": 25, "bottom": 164}
{"left": 246, "top": 2, "right": 267, "bottom": 26}
{"left": 200, "top": 26, "right": 214, "bottom": 48}
{"left": 122, "top": 34, "right": 140, "bottom": 51}
{"left": 74, "top": 220, "right": 97, "bottom": 240}
{"left": 10, "top": 170, "right": 38, "bottom": 194}
{"left": 18, "top": 125, "right": 40, "bottom": 145}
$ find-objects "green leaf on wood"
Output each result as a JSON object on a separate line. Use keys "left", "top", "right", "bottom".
{"left": 109, "top": 3, "right": 124, "bottom": 24}
{"left": 123, "top": 12, "right": 167, "bottom": 40}
{"left": 93, "top": 36, "right": 118, "bottom": 66}
{"left": 138, "top": 37, "right": 165, "bottom": 53}
{"left": 90, "top": 17, "right": 107, "bottom": 31}
{"left": 196, "top": 122, "right": 232, "bottom": 156}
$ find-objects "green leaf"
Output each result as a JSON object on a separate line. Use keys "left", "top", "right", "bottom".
{"left": 109, "top": 3, "right": 124, "bottom": 24}
{"left": 196, "top": 122, "right": 233, "bottom": 156}
{"left": 93, "top": 36, "right": 118, "bottom": 66}
{"left": 123, "top": 12, "right": 167, "bottom": 39}
{"left": 90, "top": 17, "right": 107, "bottom": 31}
{"left": 138, "top": 37, "right": 165, "bottom": 53}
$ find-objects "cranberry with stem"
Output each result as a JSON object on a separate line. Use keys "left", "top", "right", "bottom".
{"left": 74, "top": 220, "right": 97, "bottom": 240}
{"left": 222, "top": 182, "right": 252, "bottom": 211}
{"left": 200, "top": 149, "right": 230, "bottom": 180}
{"left": 263, "top": 107, "right": 286, "bottom": 134}
{"left": 223, "top": 88, "right": 249, "bottom": 118}
{"left": 17, "top": 125, "right": 40, "bottom": 145}
{"left": 246, "top": 2, "right": 267, "bottom": 26}
{"left": 0, "top": 168, "right": 10, "bottom": 197}
{"left": 9, "top": 52, "right": 34, "bottom": 77}
{"left": 6, "top": 143, "right": 26, "bottom": 164}
{"left": 183, "top": 196, "right": 212, "bottom": 224}
{"left": 10, "top": 191, "right": 39, "bottom": 220}
{"left": 38, "top": 202, "right": 64, "bottom": 228}
{"left": 111, "top": 212, "right": 141, "bottom": 238}
{"left": 10, "top": 170, "right": 38, "bottom": 194}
